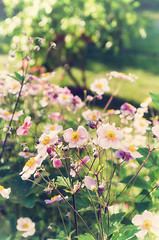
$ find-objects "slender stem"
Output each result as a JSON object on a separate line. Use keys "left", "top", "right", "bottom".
{"left": 57, "top": 205, "right": 68, "bottom": 236}
{"left": 0, "top": 77, "right": 25, "bottom": 161}
{"left": 127, "top": 185, "right": 157, "bottom": 219}
{"left": 28, "top": 128, "right": 39, "bottom": 141}
{"left": 54, "top": 187, "right": 96, "bottom": 238}
{"left": 103, "top": 94, "right": 114, "bottom": 112}
{"left": 110, "top": 149, "right": 153, "bottom": 205}
{"left": 72, "top": 194, "right": 78, "bottom": 237}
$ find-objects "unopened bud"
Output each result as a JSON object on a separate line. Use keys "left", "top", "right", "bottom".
{"left": 93, "top": 152, "right": 99, "bottom": 158}
{"left": 62, "top": 146, "right": 69, "bottom": 152}
{"left": 98, "top": 185, "right": 105, "bottom": 192}
{"left": 45, "top": 188, "right": 52, "bottom": 194}
{"left": 23, "top": 147, "right": 29, "bottom": 152}
{"left": 7, "top": 131, "right": 12, "bottom": 136}
{"left": 34, "top": 171, "right": 40, "bottom": 179}
{"left": 51, "top": 42, "right": 56, "bottom": 48}
{"left": 34, "top": 45, "right": 40, "bottom": 51}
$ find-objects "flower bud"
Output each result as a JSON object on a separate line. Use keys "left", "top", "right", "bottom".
{"left": 98, "top": 184, "right": 105, "bottom": 192}
{"left": 62, "top": 146, "right": 69, "bottom": 152}
{"left": 7, "top": 131, "right": 12, "bottom": 136}
{"left": 34, "top": 171, "right": 40, "bottom": 179}
{"left": 34, "top": 45, "right": 40, "bottom": 51}
{"left": 93, "top": 152, "right": 99, "bottom": 158}
{"left": 23, "top": 147, "right": 29, "bottom": 152}
{"left": 45, "top": 188, "right": 52, "bottom": 194}
{"left": 51, "top": 42, "right": 56, "bottom": 48}
{"left": 53, "top": 158, "right": 62, "bottom": 168}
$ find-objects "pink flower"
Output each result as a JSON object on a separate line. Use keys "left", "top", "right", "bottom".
{"left": 16, "top": 217, "right": 35, "bottom": 238}
{"left": 49, "top": 112, "right": 63, "bottom": 121}
{"left": 84, "top": 176, "right": 97, "bottom": 191}
{"left": 82, "top": 109, "right": 101, "bottom": 121}
{"left": 17, "top": 116, "right": 32, "bottom": 135}
{"left": 36, "top": 131, "right": 58, "bottom": 156}
{"left": 90, "top": 78, "right": 110, "bottom": 96}
{"left": 0, "top": 109, "right": 23, "bottom": 121}
{"left": 45, "top": 195, "right": 68, "bottom": 204}
{"left": 18, "top": 151, "right": 35, "bottom": 158}
{"left": 97, "top": 123, "right": 123, "bottom": 149}
{"left": 63, "top": 126, "right": 89, "bottom": 148}
{"left": 43, "top": 123, "right": 63, "bottom": 134}
{"left": 52, "top": 158, "right": 62, "bottom": 168}
{"left": 132, "top": 210, "right": 159, "bottom": 238}
{"left": 108, "top": 71, "right": 137, "bottom": 83}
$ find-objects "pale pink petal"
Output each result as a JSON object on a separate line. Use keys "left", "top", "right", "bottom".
{"left": 132, "top": 214, "right": 144, "bottom": 226}
{"left": 63, "top": 128, "right": 74, "bottom": 142}
{"left": 136, "top": 228, "right": 148, "bottom": 238}
{"left": 84, "top": 176, "right": 97, "bottom": 191}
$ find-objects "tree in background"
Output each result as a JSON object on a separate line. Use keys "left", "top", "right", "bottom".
{"left": 0, "top": 0, "right": 145, "bottom": 87}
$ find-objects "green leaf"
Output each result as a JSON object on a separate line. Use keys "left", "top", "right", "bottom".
{"left": 110, "top": 212, "right": 125, "bottom": 223}
{"left": 14, "top": 72, "right": 24, "bottom": 81}
{"left": 113, "top": 225, "right": 139, "bottom": 240}
{"left": 8, "top": 72, "right": 24, "bottom": 82}
{"left": 8, "top": 175, "right": 36, "bottom": 208}
{"left": 75, "top": 233, "right": 95, "bottom": 240}
{"left": 137, "top": 148, "right": 159, "bottom": 169}
{"left": 149, "top": 92, "right": 159, "bottom": 108}
{"left": 121, "top": 175, "right": 151, "bottom": 189}
{"left": 135, "top": 189, "right": 152, "bottom": 213}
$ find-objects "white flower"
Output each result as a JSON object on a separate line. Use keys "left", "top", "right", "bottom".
{"left": 20, "top": 154, "right": 46, "bottom": 180}
{"left": 0, "top": 185, "right": 11, "bottom": 199}
{"left": 16, "top": 217, "right": 35, "bottom": 238}
{"left": 90, "top": 78, "right": 110, "bottom": 95}
{"left": 132, "top": 210, "right": 159, "bottom": 238}
{"left": 152, "top": 125, "right": 159, "bottom": 139}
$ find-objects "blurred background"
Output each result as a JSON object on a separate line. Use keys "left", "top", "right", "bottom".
{"left": 0, "top": 0, "right": 159, "bottom": 106}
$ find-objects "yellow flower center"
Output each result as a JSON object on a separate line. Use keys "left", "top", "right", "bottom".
{"left": 143, "top": 219, "right": 152, "bottom": 229}
{"left": 42, "top": 136, "right": 50, "bottom": 145}
{"left": 92, "top": 114, "right": 97, "bottom": 121}
{"left": 71, "top": 132, "right": 80, "bottom": 142}
{"left": 106, "top": 130, "right": 116, "bottom": 140}
{"left": 23, "top": 223, "right": 30, "bottom": 229}
{"left": 128, "top": 145, "right": 136, "bottom": 152}
{"left": 107, "top": 109, "right": 114, "bottom": 113}
{"left": 25, "top": 157, "right": 36, "bottom": 167}
{"left": 51, "top": 195, "right": 59, "bottom": 201}
{"left": 44, "top": 72, "right": 50, "bottom": 77}
{"left": 4, "top": 111, "right": 11, "bottom": 116}
{"left": 140, "top": 122, "right": 145, "bottom": 127}
{"left": 50, "top": 125, "right": 55, "bottom": 130}
{"left": 25, "top": 152, "right": 30, "bottom": 155}
{"left": 63, "top": 94, "right": 68, "bottom": 100}
{"left": 13, "top": 83, "right": 19, "bottom": 89}
{"left": 0, "top": 185, "right": 4, "bottom": 191}
{"left": 97, "top": 83, "right": 103, "bottom": 89}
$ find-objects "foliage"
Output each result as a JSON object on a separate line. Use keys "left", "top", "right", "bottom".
{"left": 0, "top": 0, "right": 145, "bottom": 87}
